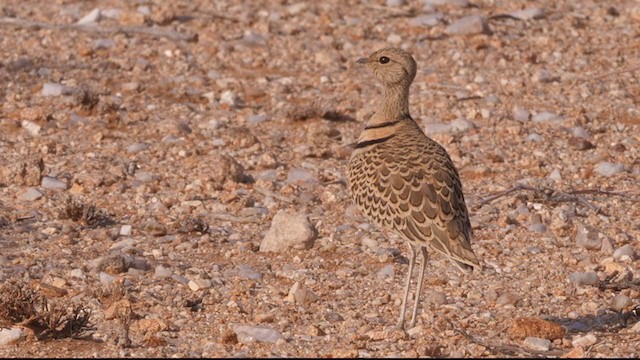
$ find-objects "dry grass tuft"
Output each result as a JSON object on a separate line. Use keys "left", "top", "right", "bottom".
{"left": 0, "top": 281, "right": 94, "bottom": 340}
{"left": 59, "top": 195, "right": 115, "bottom": 227}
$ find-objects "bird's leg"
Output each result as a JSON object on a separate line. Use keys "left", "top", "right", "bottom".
{"left": 409, "top": 246, "right": 428, "bottom": 328}
{"left": 397, "top": 241, "right": 417, "bottom": 329}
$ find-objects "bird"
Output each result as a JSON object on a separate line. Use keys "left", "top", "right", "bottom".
{"left": 347, "top": 48, "right": 480, "bottom": 329}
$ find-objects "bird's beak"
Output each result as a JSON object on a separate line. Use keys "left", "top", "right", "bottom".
{"left": 356, "top": 57, "right": 369, "bottom": 64}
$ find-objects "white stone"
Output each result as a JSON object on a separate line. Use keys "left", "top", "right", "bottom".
{"left": 0, "top": 328, "right": 23, "bottom": 347}
{"left": 188, "top": 279, "right": 212, "bottom": 292}
{"left": 260, "top": 211, "right": 317, "bottom": 252}
{"left": 594, "top": 162, "right": 624, "bottom": 177}
{"left": 575, "top": 222, "right": 603, "bottom": 250}
{"left": 524, "top": 337, "right": 551, "bottom": 351}
{"left": 445, "top": 15, "right": 490, "bottom": 35}
{"left": 451, "top": 117, "right": 476, "bottom": 132}
{"left": 386, "top": 0, "right": 406, "bottom": 6}
{"left": 387, "top": 34, "right": 402, "bottom": 44}
{"left": 120, "top": 225, "right": 132, "bottom": 236}
{"left": 532, "top": 111, "right": 564, "bottom": 123}
{"left": 220, "top": 90, "right": 239, "bottom": 106}
{"left": 77, "top": 8, "right": 101, "bottom": 24}
{"left": 409, "top": 13, "right": 442, "bottom": 27}
{"left": 21, "top": 120, "right": 41, "bottom": 136}
{"left": 613, "top": 244, "right": 634, "bottom": 259}
{"left": 232, "top": 324, "right": 283, "bottom": 344}
{"left": 572, "top": 126, "right": 590, "bottom": 139}
{"left": 286, "top": 168, "right": 318, "bottom": 184}
{"left": 154, "top": 265, "right": 172, "bottom": 278}
{"left": 18, "top": 188, "right": 43, "bottom": 201}
{"left": 41, "top": 83, "right": 70, "bottom": 96}
{"left": 510, "top": 8, "right": 546, "bottom": 20}
{"left": 611, "top": 294, "right": 631, "bottom": 311}
{"left": 41, "top": 176, "right": 67, "bottom": 189}
{"left": 571, "top": 334, "right": 597, "bottom": 348}
{"left": 569, "top": 271, "right": 598, "bottom": 286}
{"left": 287, "top": 281, "right": 319, "bottom": 305}
{"left": 527, "top": 133, "right": 543, "bottom": 142}
{"left": 376, "top": 264, "right": 394, "bottom": 279}
{"left": 424, "top": 290, "right": 447, "bottom": 305}
{"left": 425, "top": 0, "right": 469, "bottom": 6}
{"left": 236, "top": 264, "right": 262, "bottom": 280}
{"left": 99, "top": 271, "right": 117, "bottom": 286}
{"left": 548, "top": 169, "right": 561, "bottom": 181}
{"left": 127, "top": 142, "right": 149, "bottom": 153}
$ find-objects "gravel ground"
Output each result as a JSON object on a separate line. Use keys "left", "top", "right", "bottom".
{"left": 1, "top": 0, "right": 639, "bottom": 357}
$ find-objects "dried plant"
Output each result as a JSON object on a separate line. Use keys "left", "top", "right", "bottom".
{"left": 0, "top": 281, "right": 94, "bottom": 340}
{"left": 60, "top": 195, "right": 114, "bottom": 227}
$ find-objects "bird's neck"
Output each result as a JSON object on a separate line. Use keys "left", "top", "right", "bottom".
{"left": 369, "top": 83, "right": 410, "bottom": 126}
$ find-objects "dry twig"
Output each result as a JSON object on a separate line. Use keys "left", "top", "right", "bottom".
{"left": 598, "top": 271, "right": 640, "bottom": 292}
{"left": 477, "top": 184, "right": 637, "bottom": 214}
{"left": 210, "top": 213, "right": 260, "bottom": 223}
{"left": 254, "top": 186, "right": 294, "bottom": 204}
{"left": 0, "top": 16, "right": 198, "bottom": 42}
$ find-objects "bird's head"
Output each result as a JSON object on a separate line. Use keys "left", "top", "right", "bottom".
{"left": 357, "top": 48, "right": 417, "bottom": 87}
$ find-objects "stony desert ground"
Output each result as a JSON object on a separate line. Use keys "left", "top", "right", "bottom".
{"left": 1, "top": 0, "right": 639, "bottom": 357}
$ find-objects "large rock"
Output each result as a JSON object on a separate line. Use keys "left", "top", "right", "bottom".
{"left": 260, "top": 211, "right": 317, "bottom": 252}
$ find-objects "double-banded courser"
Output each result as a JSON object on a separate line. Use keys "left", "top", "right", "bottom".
{"left": 348, "top": 48, "right": 480, "bottom": 329}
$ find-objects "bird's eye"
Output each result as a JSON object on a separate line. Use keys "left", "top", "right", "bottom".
{"left": 379, "top": 56, "right": 390, "bottom": 64}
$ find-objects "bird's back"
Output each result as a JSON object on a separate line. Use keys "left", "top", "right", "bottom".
{"left": 348, "top": 117, "right": 480, "bottom": 271}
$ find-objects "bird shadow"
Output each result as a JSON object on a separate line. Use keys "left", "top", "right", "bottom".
{"left": 544, "top": 306, "right": 640, "bottom": 334}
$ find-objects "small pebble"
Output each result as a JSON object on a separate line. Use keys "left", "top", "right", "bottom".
{"left": 154, "top": 265, "right": 172, "bottom": 278}
{"left": 127, "top": 142, "right": 149, "bottom": 153}
{"left": 188, "top": 279, "right": 212, "bottom": 292}
{"left": 232, "top": 324, "right": 283, "bottom": 344}
{"left": 575, "top": 223, "right": 603, "bottom": 250}
{"left": 21, "top": 120, "right": 41, "bottom": 136}
{"left": 423, "top": 290, "right": 447, "bottom": 305}
{"left": 120, "top": 225, "right": 132, "bottom": 236}
{"left": 236, "top": 264, "right": 262, "bottom": 280}
{"left": 532, "top": 111, "right": 564, "bottom": 123}
{"left": 523, "top": 337, "right": 551, "bottom": 351}
{"left": 527, "top": 133, "right": 543, "bottom": 142}
{"left": 613, "top": 244, "right": 634, "bottom": 259}
{"left": 99, "top": 271, "right": 117, "bottom": 286}
{"left": 445, "top": 15, "right": 490, "bottom": 35}
{"left": 569, "top": 271, "right": 598, "bottom": 286}
{"left": 18, "top": 188, "right": 43, "bottom": 201}
{"left": 497, "top": 292, "right": 522, "bottom": 306}
{"left": 386, "top": 0, "right": 405, "bottom": 6}
{"left": 41, "top": 176, "right": 67, "bottom": 190}
{"left": 611, "top": 294, "right": 631, "bottom": 311}
{"left": 247, "top": 113, "right": 270, "bottom": 124}
{"left": 260, "top": 211, "right": 317, "bottom": 252}
{"left": 220, "top": 90, "right": 240, "bottom": 106}
{"left": 509, "top": 7, "right": 545, "bottom": 20}
{"left": 77, "top": 8, "right": 101, "bottom": 24}
{"left": 572, "top": 126, "right": 590, "bottom": 139}
{"left": 409, "top": 13, "right": 442, "bottom": 27}
{"left": 548, "top": 169, "right": 561, "bottom": 181}
{"left": 571, "top": 334, "right": 597, "bottom": 348}
{"left": 376, "top": 264, "right": 394, "bottom": 279}
{"left": 513, "top": 107, "right": 530, "bottom": 122}
{"left": 286, "top": 168, "right": 318, "bottom": 184}
{"left": 451, "top": 118, "right": 476, "bottom": 132}
{"left": 0, "top": 328, "right": 24, "bottom": 346}
{"left": 594, "top": 162, "right": 624, "bottom": 177}
{"left": 41, "top": 83, "right": 70, "bottom": 97}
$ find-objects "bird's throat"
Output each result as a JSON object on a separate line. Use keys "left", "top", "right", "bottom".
{"left": 369, "top": 83, "right": 410, "bottom": 126}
